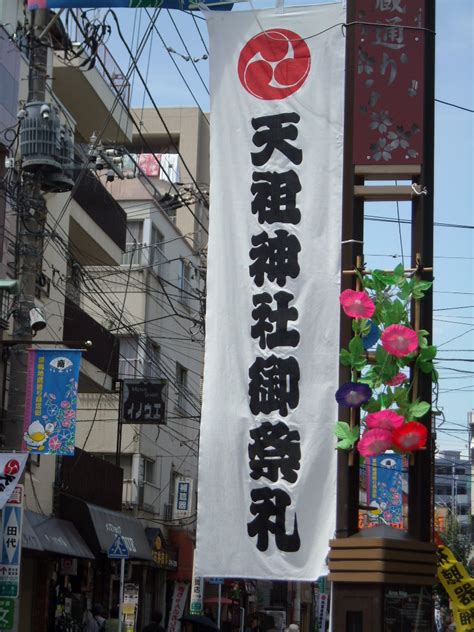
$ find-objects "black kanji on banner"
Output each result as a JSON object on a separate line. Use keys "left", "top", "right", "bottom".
{"left": 247, "top": 110, "right": 303, "bottom": 553}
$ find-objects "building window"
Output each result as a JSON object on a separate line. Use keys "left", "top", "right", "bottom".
{"left": 119, "top": 337, "right": 141, "bottom": 378}
{"left": 150, "top": 224, "right": 166, "bottom": 276}
{"left": 179, "top": 259, "right": 193, "bottom": 308}
{"left": 144, "top": 458, "right": 155, "bottom": 484}
{"left": 122, "top": 220, "right": 144, "bottom": 266}
{"left": 145, "top": 341, "right": 160, "bottom": 379}
{"left": 175, "top": 363, "right": 188, "bottom": 412}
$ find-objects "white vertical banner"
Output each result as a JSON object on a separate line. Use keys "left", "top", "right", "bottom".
{"left": 196, "top": 4, "right": 345, "bottom": 580}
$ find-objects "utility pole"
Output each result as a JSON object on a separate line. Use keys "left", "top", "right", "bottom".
{"left": 4, "top": 8, "right": 50, "bottom": 452}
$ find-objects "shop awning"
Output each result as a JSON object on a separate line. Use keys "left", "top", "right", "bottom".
{"left": 26, "top": 511, "right": 94, "bottom": 559}
{"left": 86, "top": 503, "right": 153, "bottom": 561}
{"left": 22, "top": 511, "right": 43, "bottom": 552}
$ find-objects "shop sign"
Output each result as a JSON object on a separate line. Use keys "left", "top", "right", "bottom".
{"left": 122, "top": 379, "right": 167, "bottom": 425}
{"left": 0, "top": 455, "right": 28, "bottom": 510}
{"left": 172, "top": 477, "right": 193, "bottom": 520}
{"left": 190, "top": 575, "right": 204, "bottom": 615}
{"left": 60, "top": 558, "right": 78, "bottom": 576}
{"left": 0, "top": 598, "right": 14, "bottom": 629}
{"left": 167, "top": 582, "right": 189, "bottom": 632}
{"left": 0, "top": 486, "right": 23, "bottom": 598}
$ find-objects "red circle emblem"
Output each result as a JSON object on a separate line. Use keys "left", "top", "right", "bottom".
{"left": 4, "top": 459, "right": 20, "bottom": 476}
{"left": 238, "top": 29, "right": 311, "bottom": 100}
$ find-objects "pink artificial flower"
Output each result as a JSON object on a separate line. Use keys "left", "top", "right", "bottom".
{"left": 392, "top": 421, "right": 427, "bottom": 452}
{"left": 381, "top": 324, "right": 418, "bottom": 357}
{"left": 357, "top": 428, "right": 392, "bottom": 457}
{"left": 386, "top": 372, "right": 408, "bottom": 386}
{"left": 48, "top": 436, "right": 61, "bottom": 451}
{"left": 365, "top": 410, "right": 405, "bottom": 431}
{"left": 339, "top": 290, "right": 375, "bottom": 319}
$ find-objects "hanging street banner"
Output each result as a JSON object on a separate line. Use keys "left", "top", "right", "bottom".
{"left": 196, "top": 4, "right": 345, "bottom": 580}
{"left": 28, "top": 0, "right": 232, "bottom": 10}
{"left": 167, "top": 582, "right": 189, "bottom": 632}
{"left": 22, "top": 349, "right": 81, "bottom": 456}
{"left": 437, "top": 544, "right": 474, "bottom": 631}
{"left": 365, "top": 454, "right": 404, "bottom": 528}
{"left": 0, "top": 485, "right": 24, "bottom": 598}
{"left": 122, "top": 379, "right": 167, "bottom": 425}
{"left": 0, "top": 455, "right": 28, "bottom": 510}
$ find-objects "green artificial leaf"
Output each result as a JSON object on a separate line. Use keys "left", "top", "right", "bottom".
{"left": 363, "top": 398, "right": 382, "bottom": 413}
{"left": 382, "top": 298, "right": 407, "bottom": 326}
{"left": 399, "top": 279, "right": 413, "bottom": 301}
{"left": 339, "top": 349, "right": 352, "bottom": 366}
{"left": 349, "top": 335, "right": 365, "bottom": 356}
{"left": 417, "top": 360, "right": 434, "bottom": 374}
{"left": 407, "top": 400, "right": 430, "bottom": 419}
{"left": 375, "top": 344, "right": 388, "bottom": 365}
{"left": 394, "top": 387, "right": 410, "bottom": 408}
{"left": 419, "top": 345, "right": 437, "bottom": 361}
{"left": 335, "top": 422, "right": 360, "bottom": 449}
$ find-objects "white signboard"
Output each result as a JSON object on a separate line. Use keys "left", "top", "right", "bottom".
{"left": 173, "top": 477, "right": 194, "bottom": 520}
{"left": 0, "top": 455, "right": 27, "bottom": 510}
{"left": 196, "top": 3, "right": 345, "bottom": 580}
{"left": 167, "top": 582, "right": 189, "bottom": 632}
{"left": 0, "top": 485, "right": 24, "bottom": 598}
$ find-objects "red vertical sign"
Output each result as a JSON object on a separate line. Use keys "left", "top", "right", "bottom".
{"left": 353, "top": 0, "right": 426, "bottom": 165}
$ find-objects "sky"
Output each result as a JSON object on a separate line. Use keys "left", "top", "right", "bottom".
{"left": 101, "top": 0, "right": 474, "bottom": 455}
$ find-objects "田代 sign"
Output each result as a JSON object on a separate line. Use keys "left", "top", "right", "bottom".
{"left": 0, "top": 485, "right": 23, "bottom": 598}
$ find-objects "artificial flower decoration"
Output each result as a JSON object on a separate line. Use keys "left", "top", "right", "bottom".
{"left": 365, "top": 410, "right": 405, "bottom": 431}
{"left": 335, "top": 382, "right": 372, "bottom": 408}
{"left": 339, "top": 289, "right": 375, "bottom": 319}
{"left": 357, "top": 429, "right": 393, "bottom": 457}
{"left": 392, "top": 421, "right": 427, "bottom": 452}
{"left": 381, "top": 324, "right": 418, "bottom": 358}
{"left": 361, "top": 320, "right": 380, "bottom": 350}
{"left": 334, "top": 266, "right": 435, "bottom": 457}
{"left": 386, "top": 372, "right": 408, "bottom": 386}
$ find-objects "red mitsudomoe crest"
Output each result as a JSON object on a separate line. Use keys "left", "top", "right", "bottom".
{"left": 4, "top": 459, "right": 20, "bottom": 476}
{"left": 237, "top": 29, "right": 311, "bottom": 100}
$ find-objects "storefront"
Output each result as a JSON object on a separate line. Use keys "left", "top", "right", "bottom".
{"left": 59, "top": 495, "right": 154, "bottom": 628}
{"left": 20, "top": 510, "right": 95, "bottom": 632}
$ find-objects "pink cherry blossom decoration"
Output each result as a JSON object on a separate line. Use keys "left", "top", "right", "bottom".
{"left": 357, "top": 428, "right": 393, "bottom": 457}
{"left": 381, "top": 324, "right": 418, "bottom": 357}
{"left": 386, "top": 372, "right": 408, "bottom": 386}
{"left": 365, "top": 410, "right": 405, "bottom": 431}
{"left": 339, "top": 290, "right": 375, "bottom": 319}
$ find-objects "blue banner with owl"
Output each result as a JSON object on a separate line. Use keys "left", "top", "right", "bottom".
{"left": 366, "top": 454, "right": 404, "bottom": 529}
{"left": 22, "top": 349, "right": 81, "bottom": 455}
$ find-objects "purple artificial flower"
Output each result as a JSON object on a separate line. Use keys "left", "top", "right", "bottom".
{"left": 335, "top": 382, "right": 372, "bottom": 408}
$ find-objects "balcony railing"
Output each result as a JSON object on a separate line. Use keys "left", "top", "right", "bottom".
{"left": 73, "top": 170, "right": 127, "bottom": 251}
{"left": 122, "top": 243, "right": 168, "bottom": 279}
{"left": 63, "top": 297, "right": 119, "bottom": 377}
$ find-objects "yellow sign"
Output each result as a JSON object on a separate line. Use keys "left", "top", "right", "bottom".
{"left": 437, "top": 545, "right": 474, "bottom": 630}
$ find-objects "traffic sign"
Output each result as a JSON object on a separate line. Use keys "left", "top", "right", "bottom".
{"left": 108, "top": 535, "right": 129, "bottom": 559}
{"left": 209, "top": 578, "right": 224, "bottom": 585}
{"left": 0, "top": 598, "right": 14, "bottom": 629}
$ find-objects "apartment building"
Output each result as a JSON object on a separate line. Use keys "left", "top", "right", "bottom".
{"left": 435, "top": 449, "right": 471, "bottom": 539}
{"left": 0, "top": 6, "right": 209, "bottom": 630}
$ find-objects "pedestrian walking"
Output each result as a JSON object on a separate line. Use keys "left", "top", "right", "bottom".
{"left": 82, "top": 604, "right": 107, "bottom": 632}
